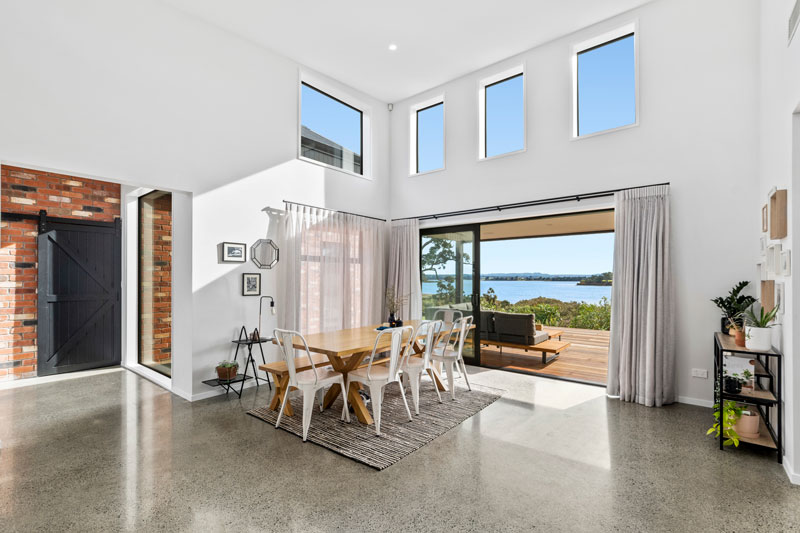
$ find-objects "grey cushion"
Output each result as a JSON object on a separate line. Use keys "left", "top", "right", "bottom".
{"left": 533, "top": 331, "right": 549, "bottom": 345}
{"left": 494, "top": 311, "right": 539, "bottom": 345}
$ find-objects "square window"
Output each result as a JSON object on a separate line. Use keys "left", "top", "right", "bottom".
{"left": 416, "top": 102, "right": 444, "bottom": 174}
{"left": 576, "top": 32, "right": 636, "bottom": 137}
{"left": 484, "top": 73, "right": 524, "bottom": 158}
{"left": 300, "top": 82, "right": 363, "bottom": 175}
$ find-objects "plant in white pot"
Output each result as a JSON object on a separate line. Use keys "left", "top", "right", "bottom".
{"left": 744, "top": 304, "right": 779, "bottom": 351}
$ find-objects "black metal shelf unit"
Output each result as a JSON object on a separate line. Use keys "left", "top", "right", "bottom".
{"left": 202, "top": 326, "right": 273, "bottom": 398}
{"left": 713, "top": 332, "right": 782, "bottom": 463}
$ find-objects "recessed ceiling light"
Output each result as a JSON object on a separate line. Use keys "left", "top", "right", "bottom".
{"left": 388, "top": 43, "right": 398, "bottom": 51}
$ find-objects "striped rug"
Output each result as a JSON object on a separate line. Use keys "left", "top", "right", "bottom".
{"left": 247, "top": 383, "right": 502, "bottom": 470}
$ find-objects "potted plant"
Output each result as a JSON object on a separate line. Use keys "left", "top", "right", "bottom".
{"left": 744, "top": 304, "right": 779, "bottom": 351}
{"left": 385, "top": 287, "right": 408, "bottom": 327}
{"left": 734, "top": 408, "right": 760, "bottom": 439}
{"left": 722, "top": 370, "right": 753, "bottom": 394}
{"left": 707, "top": 399, "right": 743, "bottom": 447}
{"left": 726, "top": 311, "right": 746, "bottom": 347}
{"left": 216, "top": 360, "right": 239, "bottom": 381}
{"left": 711, "top": 281, "right": 756, "bottom": 335}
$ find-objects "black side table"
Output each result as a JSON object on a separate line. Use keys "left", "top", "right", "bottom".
{"left": 202, "top": 326, "right": 273, "bottom": 398}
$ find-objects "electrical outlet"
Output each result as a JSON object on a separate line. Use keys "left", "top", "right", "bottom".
{"left": 691, "top": 368, "right": 708, "bottom": 379}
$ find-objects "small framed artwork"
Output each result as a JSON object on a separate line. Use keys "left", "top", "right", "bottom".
{"left": 222, "top": 242, "right": 247, "bottom": 263}
{"left": 242, "top": 273, "right": 261, "bottom": 296}
{"left": 762, "top": 204, "right": 768, "bottom": 232}
{"left": 775, "top": 282, "right": 785, "bottom": 316}
{"left": 780, "top": 250, "right": 791, "bottom": 276}
{"left": 759, "top": 236, "right": 767, "bottom": 256}
{"left": 767, "top": 243, "right": 782, "bottom": 274}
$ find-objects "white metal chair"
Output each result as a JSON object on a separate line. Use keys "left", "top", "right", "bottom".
{"left": 273, "top": 328, "right": 350, "bottom": 441}
{"left": 345, "top": 326, "right": 414, "bottom": 436}
{"left": 430, "top": 315, "right": 473, "bottom": 400}
{"left": 432, "top": 308, "right": 463, "bottom": 324}
{"left": 401, "top": 320, "right": 444, "bottom": 414}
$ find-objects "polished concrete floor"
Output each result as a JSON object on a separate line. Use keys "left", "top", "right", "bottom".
{"left": 0, "top": 367, "right": 798, "bottom": 532}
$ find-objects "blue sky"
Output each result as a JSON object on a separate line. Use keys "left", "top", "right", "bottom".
{"left": 301, "top": 83, "right": 361, "bottom": 154}
{"left": 417, "top": 102, "right": 444, "bottom": 172}
{"left": 424, "top": 233, "right": 614, "bottom": 275}
{"left": 486, "top": 74, "right": 524, "bottom": 157}
{"left": 482, "top": 233, "right": 614, "bottom": 274}
{"left": 578, "top": 34, "right": 635, "bottom": 136}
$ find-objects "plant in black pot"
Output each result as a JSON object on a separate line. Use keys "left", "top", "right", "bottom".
{"left": 722, "top": 369, "right": 750, "bottom": 394}
{"left": 385, "top": 287, "right": 407, "bottom": 328}
{"left": 711, "top": 281, "right": 757, "bottom": 335}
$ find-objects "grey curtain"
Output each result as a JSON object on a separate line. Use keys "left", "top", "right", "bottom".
{"left": 607, "top": 185, "right": 674, "bottom": 407}
{"left": 386, "top": 219, "right": 422, "bottom": 320}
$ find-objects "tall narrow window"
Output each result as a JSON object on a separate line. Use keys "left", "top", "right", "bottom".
{"left": 484, "top": 73, "right": 524, "bottom": 158}
{"left": 300, "top": 82, "right": 363, "bottom": 175}
{"left": 139, "top": 191, "right": 172, "bottom": 377}
{"left": 576, "top": 31, "right": 636, "bottom": 137}
{"left": 416, "top": 101, "right": 444, "bottom": 173}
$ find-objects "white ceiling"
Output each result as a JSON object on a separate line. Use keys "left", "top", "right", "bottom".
{"left": 162, "top": 0, "right": 654, "bottom": 102}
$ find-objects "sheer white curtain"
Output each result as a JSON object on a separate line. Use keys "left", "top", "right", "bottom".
{"left": 387, "top": 219, "right": 422, "bottom": 320}
{"left": 277, "top": 203, "right": 385, "bottom": 334}
{"left": 607, "top": 185, "right": 674, "bottom": 407}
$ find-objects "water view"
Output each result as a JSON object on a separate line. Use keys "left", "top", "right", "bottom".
{"left": 422, "top": 279, "right": 611, "bottom": 304}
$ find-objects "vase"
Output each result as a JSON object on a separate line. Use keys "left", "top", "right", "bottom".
{"left": 734, "top": 329, "right": 746, "bottom": 347}
{"left": 388, "top": 312, "right": 397, "bottom": 328}
{"left": 745, "top": 326, "right": 772, "bottom": 351}
{"left": 734, "top": 411, "right": 760, "bottom": 439}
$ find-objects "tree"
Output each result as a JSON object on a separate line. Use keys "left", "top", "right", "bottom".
{"left": 421, "top": 237, "right": 471, "bottom": 303}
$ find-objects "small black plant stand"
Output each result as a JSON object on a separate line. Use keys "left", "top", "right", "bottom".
{"left": 202, "top": 326, "right": 273, "bottom": 398}
{"left": 713, "top": 332, "right": 782, "bottom": 463}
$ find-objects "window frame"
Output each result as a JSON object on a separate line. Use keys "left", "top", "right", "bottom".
{"left": 409, "top": 95, "right": 446, "bottom": 177}
{"left": 571, "top": 22, "right": 639, "bottom": 140}
{"left": 478, "top": 64, "right": 526, "bottom": 161}
{"left": 298, "top": 73, "right": 372, "bottom": 179}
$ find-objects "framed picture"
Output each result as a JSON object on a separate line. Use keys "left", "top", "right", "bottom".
{"left": 762, "top": 204, "right": 768, "bottom": 232}
{"left": 242, "top": 273, "right": 261, "bottom": 296}
{"left": 780, "top": 250, "right": 791, "bottom": 276}
{"left": 767, "top": 243, "right": 782, "bottom": 274}
{"left": 222, "top": 242, "right": 246, "bottom": 263}
{"left": 775, "top": 282, "right": 785, "bottom": 316}
{"left": 759, "top": 236, "right": 767, "bottom": 256}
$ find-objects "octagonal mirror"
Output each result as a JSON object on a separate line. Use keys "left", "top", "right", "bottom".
{"left": 251, "top": 239, "right": 279, "bottom": 269}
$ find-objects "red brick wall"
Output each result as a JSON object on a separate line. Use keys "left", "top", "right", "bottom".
{"left": 0, "top": 165, "right": 120, "bottom": 380}
{"left": 138, "top": 192, "right": 172, "bottom": 367}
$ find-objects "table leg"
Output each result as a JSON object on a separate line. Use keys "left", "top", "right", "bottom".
{"left": 322, "top": 383, "right": 341, "bottom": 409}
{"left": 427, "top": 368, "right": 447, "bottom": 391}
{"left": 269, "top": 374, "right": 294, "bottom": 416}
{"left": 321, "top": 352, "right": 374, "bottom": 425}
{"left": 347, "top": 381, "right": 372, "bottom": 425}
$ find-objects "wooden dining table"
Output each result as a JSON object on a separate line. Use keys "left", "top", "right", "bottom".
{"left": 271, "top": 320, "right": 474, "bottom": 425}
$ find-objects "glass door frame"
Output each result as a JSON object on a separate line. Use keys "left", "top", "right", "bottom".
{"left": 419, "top": 223, "right": 481, "bottom": 366}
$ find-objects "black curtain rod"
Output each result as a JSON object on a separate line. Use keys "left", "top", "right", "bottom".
{"left": 391, "top": 182, "right": 670, "bottom": 222}
{"left": 282, "top": 200, "right": 387, "bottom": 222}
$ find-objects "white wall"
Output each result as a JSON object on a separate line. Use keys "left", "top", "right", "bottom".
{"left": 389, "top": 0, "right": 761, "bottom": 406}
{"left": 758, "top": 0, "right": 800, "bottom": 481}
{"left": 0, "top": 0, "right": 390, "bottom": 399}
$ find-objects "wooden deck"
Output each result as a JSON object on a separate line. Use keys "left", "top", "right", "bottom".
{"left": 478, "top": 327, "right": 609, "bottom": 385}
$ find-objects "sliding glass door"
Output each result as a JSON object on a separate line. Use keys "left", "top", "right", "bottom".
{"left": 420, "top": 225, "right": 480, "bottom": 365}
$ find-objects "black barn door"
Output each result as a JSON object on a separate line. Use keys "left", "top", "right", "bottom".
{"left": 37, "top": 219, "right": 121, "bottom": 376}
